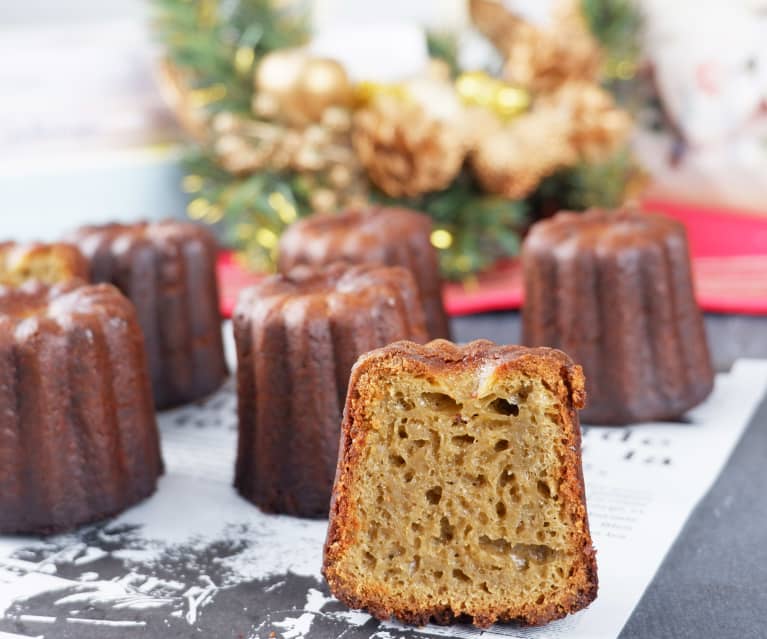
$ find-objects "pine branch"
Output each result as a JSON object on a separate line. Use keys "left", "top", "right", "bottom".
{"left": 152, "top": 0, "right": 308, "bottom": 113}
{"left": 537, "top": 146, "right": 637, "bottom": 212}
{"left": 581, "top": 0, "right": 642, "bottom": 68}
{"left": 154, "top": 0, "right": 639, "bottom": 279}
{"left": 371, "top": 171, "right": 527, "bottom": 279}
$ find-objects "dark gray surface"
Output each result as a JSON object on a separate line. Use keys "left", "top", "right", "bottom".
{"left": 454, "top": 311, "right": 767, "bottom": 639}
{"left": 452, "top": 312, "right": 767, "bottom": 374}
{"left": 620, "top": 391, "right": 767, "bottom": 639}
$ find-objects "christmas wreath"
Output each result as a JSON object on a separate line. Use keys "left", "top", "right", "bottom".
{"left": 154, "top": 0, "right": 641, "bottom": 278}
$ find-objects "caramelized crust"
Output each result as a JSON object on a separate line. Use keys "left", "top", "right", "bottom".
{"left": 522, "top": 208, "right": 714, "bottom": 424}
{"left": 0, "top": 282, "right": 162, "bottom": 534}
{"left": 234, "top": 263, "right": 429, "bottom": 518}
{"left": 323, "top": 340, "right": 596, "bottom": 627}
{"left": 68, "top": 220, "right": 228, "bottom": 409}
{"left": 278, "top": 207, "right": 451, "bottom": 340}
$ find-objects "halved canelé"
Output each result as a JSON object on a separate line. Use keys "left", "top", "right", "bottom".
{"left": 0, "top": 242, "right": 88, "bottom": 286}
{"left": 323, "top": 339, "right": 597, "bottom": 628}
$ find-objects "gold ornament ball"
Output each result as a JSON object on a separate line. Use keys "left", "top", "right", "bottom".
{"left": 255, "top": 49, "right": 305, "bottom": 94}
{"left": 255, "top": 49, "right": 309, "bottom": 125}
{"left": 310, "top": 188, "right": 338, "bottom": 213}
{"left": 296, "top": 58, "right": 353, "bottom": 123}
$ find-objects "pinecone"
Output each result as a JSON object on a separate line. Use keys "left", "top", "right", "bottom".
{"left": 504, "top": 26, "right": 601, "bottom": 93}
{"left": 470, "top": 0, "right": 601, "bottom": 93}
{"left": 352, "top": 96, "right": 465, "bottom": 198}
{"left": 543, "top": 82, "right": 632, "bottom": 162}
{"left": 471, "top": 109, "right": 577, "bottom": 200}
{"left": 211, "top": 112, "right": 284, "bottom": 175}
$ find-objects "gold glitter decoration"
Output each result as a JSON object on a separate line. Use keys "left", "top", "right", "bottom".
{"left": 353, "top": 96, "right": 465, "bottom": 198}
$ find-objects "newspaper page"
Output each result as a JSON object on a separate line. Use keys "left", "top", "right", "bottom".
{"left": 1, "top": 359, "right": 766, "bottom": 639}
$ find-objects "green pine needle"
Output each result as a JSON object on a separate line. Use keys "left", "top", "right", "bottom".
{"left": 155, "top": 0, "right": 641, "bottom": 279}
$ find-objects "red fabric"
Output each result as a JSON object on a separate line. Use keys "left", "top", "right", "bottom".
{"left": 218, "top": 252, "right": 265, "bottom": 318}
{"left": 218, "top": 199, "right": 767, "bottom": 318}
{"left": 643, "top": 199, "right": 767, "bottom": 258}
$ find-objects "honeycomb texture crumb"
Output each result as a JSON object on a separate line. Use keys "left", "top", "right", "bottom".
{"left": 323, "top": 340, "right": 597, "bottom": 628}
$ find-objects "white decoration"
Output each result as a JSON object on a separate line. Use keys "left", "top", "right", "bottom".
{"left": 501, "top": 0, "right": 558, "bottom": 29}
{"left": 310, "top": 23, "right": 429, "bottom": 83}
{"left": 633, "top": 0, "right": 767, "bottom": 212}
{"left": 643, "top": 0, "right": 767, "bottom": 146}
{"left": 312, "top": 0, "right": 468, "bottom": 32}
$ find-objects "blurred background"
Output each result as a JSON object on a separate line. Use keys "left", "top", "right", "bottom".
{"left": 1, "top": 0, "right": 185, "bottom": 238}
{"left": 2, "top": 0, "right": 766, "bottom": 249}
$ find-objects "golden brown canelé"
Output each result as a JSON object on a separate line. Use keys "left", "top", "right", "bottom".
{"left": 234, "top": 262, "right": 429, "bottom": 518}
{"left": 522, "top": 208, "right": 714, "bottom": 425}
{"left": 0, "top": 282, "right": 162, "bottom": 534}
{"left": 0, "top": 242, "right": 89, "bottom": 286}
{"left": 68, "top": 220, "right": 228, "bottom": 409}
{"left": 323, "top": 339, "right": 597, "bottom": 628}
{"left": 277, "top": 207, "right": 450, "bottom": 340}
